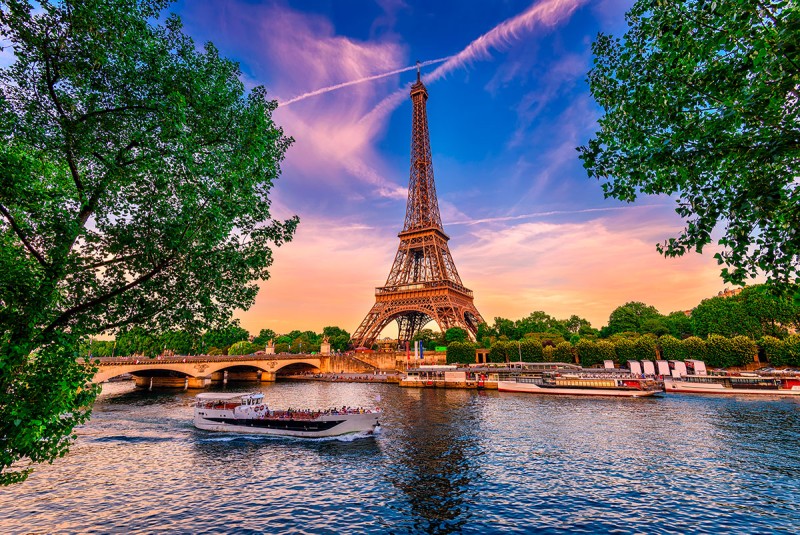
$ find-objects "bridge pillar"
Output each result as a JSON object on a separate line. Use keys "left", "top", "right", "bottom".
{"left": 259, "top": 371, "right": 276, "bottom": 382}
{"left": 187, "top": 376, "right": 211, "bottom": 389}
{"left": 319, "top": 356, "right": 331, "bottom": 373}
{"left": 133, "top": 376, "right": 192, "bottom": 389}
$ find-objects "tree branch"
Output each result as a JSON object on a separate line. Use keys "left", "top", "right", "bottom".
{"left": 42, "top": 29, "right": 83, "bottom": 195}
{"left": 77, "top": 105, "right": 157, "bottom": 123}
{"left": 0, "top": 203, "right": 48, "bottom": 267}
{"left": 40, "top": 256, "right": 174, "bottom": 339}
{"left": 81, "top": 253, "right": 143, "bottom": 271}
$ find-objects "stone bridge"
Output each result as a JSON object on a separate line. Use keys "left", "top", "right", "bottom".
{"left": 92, "top": 353, "right": 384, "bottom": 389}
{"left": 94, "top": 354, "right": 327, "bottom": 388}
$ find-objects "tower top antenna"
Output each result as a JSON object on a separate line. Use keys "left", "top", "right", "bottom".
{"left": 416, "top": 60, "right": 421, "bottom": 82}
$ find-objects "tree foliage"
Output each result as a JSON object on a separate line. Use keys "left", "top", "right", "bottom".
{"left": 693, "top": 285, "right": 800, "bottom": 338}
{"left": 0, "top": 0, "right": 296, "bottom": 484}
{"left": 446, "top": 341, "right": 477, "bottom": 364}
{"left": 604, "top": 302, "right": 662, "bottom": 336}
{"left": 580, "top": 0, "right": 800, "bottom": 290}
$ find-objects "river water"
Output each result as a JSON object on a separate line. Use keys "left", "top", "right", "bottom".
{"left": 2, "top": 380, "right": 799, "bottom": 534}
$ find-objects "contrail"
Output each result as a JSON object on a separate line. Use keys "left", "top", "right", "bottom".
{"left": 445, "top": 204, "right": 671, "bottom": 226}
{"left": 278, "top": 56, "right": 452, "bottom": 107}
{"left": 359, "top": 0, "right": 589, "bottom": 125}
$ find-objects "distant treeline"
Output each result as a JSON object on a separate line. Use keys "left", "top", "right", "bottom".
{"left": 88, "top": 284, "right": 799, "bottom": 367}
{"left": 447, "top": 334, "right": 800, "bottom": 369}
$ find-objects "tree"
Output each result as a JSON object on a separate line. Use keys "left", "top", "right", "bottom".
{"left": 515, "top": 311, "right": 560, "bottom": 338}
{"left": 228, "top": 341, "right": 260, "bottom": 356}
{"left": 605, "top": 302, "right": 662, "bottom": 335}
{"left": 446, "top": 341, "right": 477, "bottom": 365}
{"left": 444, "top": 327, "right": 468, "bottom": 343}
{"left": 693, "top": 285, "right": 800, "bottom": 339}
{"left": 412, "top": 328, "right": 442, "bottom": 351}
{"left": 492, "top": 317, "right": 516, "bottom": 340}
{"left": 658, "top": 335, "right": 686, "bottom": 362}
{"left": 580, "top": 1, "right": 800, "bottom": 291}
{"left": 563, "top": 315, "right": 592, "bottom": 335}
{"left": 553, "top": 341, "right": 575, "bottom": 364}
{"left": 0, "top": 0, "right": 297, "bottom": 484}
{"left": 202, "top": 323, "right": 250, "bottom": 353}
{"left": 614, "top": 338, "right": 636, "bottom": 366}
{"left": 663, "top": 311, "right": 693, "bottom": 339}
{"left": 322, "top": 326, "right": 350, "bottom": 352}
{"left": 253, "top": 329, "right": 277, "bottom": 345}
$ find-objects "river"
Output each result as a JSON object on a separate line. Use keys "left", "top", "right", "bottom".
{"left": 2, "top": 380, "right": 799, "bottom": 534}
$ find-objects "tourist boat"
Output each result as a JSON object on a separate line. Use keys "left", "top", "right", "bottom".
{"left": 498, "top": 372, "right": 661, "bottom": 397}
{"left": 664, "top": 373, "right": 800, "bottom": 395}
{"left": 193, "top": 392, "right": 381, "bottom": 437}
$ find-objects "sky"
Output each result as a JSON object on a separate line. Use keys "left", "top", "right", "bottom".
{"left": 161, "top": 0, "right": 732, "bottom": 337}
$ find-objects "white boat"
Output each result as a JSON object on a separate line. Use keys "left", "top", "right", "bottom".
{"left": 498, "top": 373, "right": 661, "bottom": 397}
{"left": 193, "top": 392, "right": 381, "bottom": 437}
{"left": 664, "top": 374, "right": 800, "bottom": 395}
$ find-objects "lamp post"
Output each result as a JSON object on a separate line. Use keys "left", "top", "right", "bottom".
{"left": 517, "top": 340, "right": 522, "bottom": 363}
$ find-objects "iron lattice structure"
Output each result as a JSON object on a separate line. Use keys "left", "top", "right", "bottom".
{"left": 351, "top": 72, "right": 484, "bottom": 348}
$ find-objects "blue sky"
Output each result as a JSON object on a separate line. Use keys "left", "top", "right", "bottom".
{"left": 162, "top": 0, "right": 734, "bottom": 337}
{"left": 1, "top": 0, "right": 733, "bottom": 336}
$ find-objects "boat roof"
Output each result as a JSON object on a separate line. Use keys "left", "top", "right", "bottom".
{"left": 194, "top": 392, "right": 262, "bottom": 400}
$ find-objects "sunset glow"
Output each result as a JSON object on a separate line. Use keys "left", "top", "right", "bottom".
{"left": 170, "top": 0, "right": 732, "bottom": 336}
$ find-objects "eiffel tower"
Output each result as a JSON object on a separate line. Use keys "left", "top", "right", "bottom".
{"left": 351, "top": 67, "right": 485, "bottom": 348}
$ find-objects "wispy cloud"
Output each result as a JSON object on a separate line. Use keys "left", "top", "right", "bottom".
{"left": 279, "top": 56, "right": 451, "bottom": 106}
{"left": 360, "top": 0, "right": 590, "bottom": 125}
{"left": 445, "top": 204, "right": 671, "bottom": 226}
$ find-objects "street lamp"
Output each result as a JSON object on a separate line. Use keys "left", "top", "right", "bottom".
{"left": 517, "top": 340, "right": 522, "bottom": 363}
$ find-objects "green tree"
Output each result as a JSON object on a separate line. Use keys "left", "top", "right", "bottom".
{"left": 706, "top": 335, "right": 735, "bottom": 369}
{"left": 553, "top": 341, "right": 575, "bottom": 364}
{"left": 492, "top": 317, "right": 516, "bottom": 340}
{"left": 444, "top": 327, "right": 468, "bottom": 343}
{"left": 161, "top": 330, "right": 197, "bottom": 355}
{"left": 575, "top": 339, "right": 616, "bottom": 367}
{"left": 580, "top": 0, "right": 800, "bottom": 290}
{"left": 633, "top": 336, "right": 658, "bottom": 362}
{"left": 729, "top": 336, "right": 757, "bottom": 368}
{"left": 0, "top": 0, "right": 297, "bottom": 484}
{"left": 515, "top": 311, "right": 560, "bottom": 338}
{"left": 605, "top": 302, "right": 662, "bottom": 336}
{"left": 759, "top": 336, "right": 786, "bottom": 366}
{"left": 693, "top": 285, "right": 800, "bottom": 339}
{"left": 785, "top": 335, "right": 800, "bottom": 367}
{"left": 228, "top": 341, "right": 260, "bottom": 356}
{"left": 658, "top": 335, "right": 686, "bottom": 362}
{"left": 663, "top": 311, "right": 693, "bottom": 339}
{"left": 682, "top": 336, "right": 707, "bottom": 362}
{"left": 614, "top": 338, "right": 636, "bottom": 366}
{"left": 488, "top": 341, "right": 513, "bottom": 364}
{"left": 322, "top": 326, "right": 351, "bottom": 352}
{"left": 202, "top": 323, "right": 250, "bottom": 353}
{"left": 412, "top": 328, "right": 442, "bottom": 351}
{"left": 519, "top": 339, "right": 544, "bottom": 362}
{"left": 562, "top": 315, "right": 593, "bottom": 335}
{"left": 446, "top": 341, "right": 477, "bottom": 365}
{"left": 253, "top": 329, "right": 277, "bottom": 345}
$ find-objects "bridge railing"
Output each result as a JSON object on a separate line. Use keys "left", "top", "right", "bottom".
{"left": 87, "top": 354, "right": 321, "bottom": 366}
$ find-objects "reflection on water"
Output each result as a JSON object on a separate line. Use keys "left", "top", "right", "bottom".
{"left": 1, "top": 381, "right": 799, "bottom": 534}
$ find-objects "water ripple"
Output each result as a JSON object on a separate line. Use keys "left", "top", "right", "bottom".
{"left": 1, "top": 382, "right": 799, "bottom": 534}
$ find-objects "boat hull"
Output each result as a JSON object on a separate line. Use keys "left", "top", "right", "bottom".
{"left": 664, "top": 379, "right": 800, "bottom": 396}
{"left": 498, "top": 380, "right": 659, "bottom": 397}
{"left": 194, "top": 411, "right": 380, "bottom": 438}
